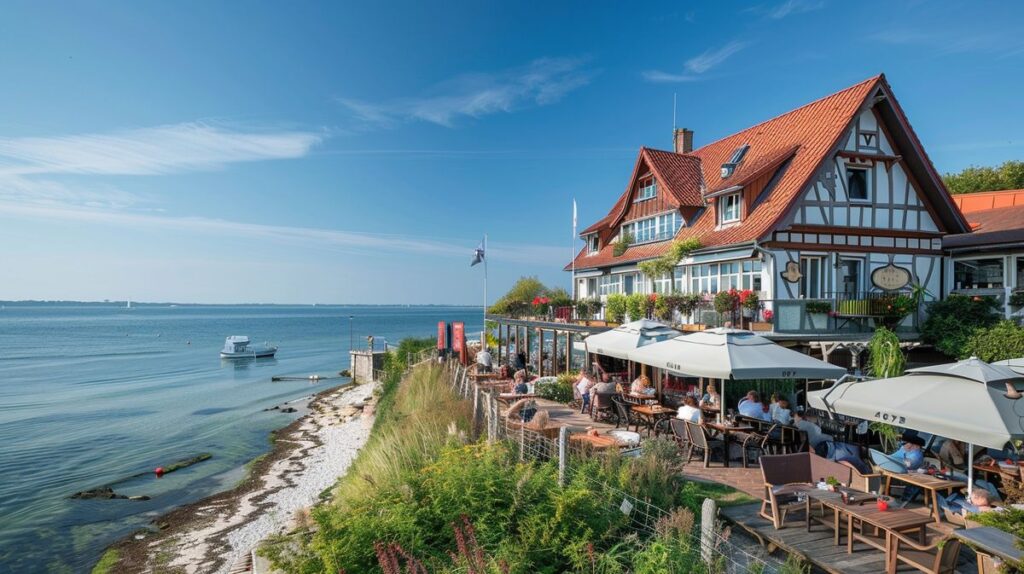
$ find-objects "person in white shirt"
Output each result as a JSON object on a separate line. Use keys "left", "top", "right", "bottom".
{"left": 476, "top": 348, "right": 492, "bottom": 372}
{"left": 793, "top": 411, "right": 832, "bottom": 448}
{"left": 575, "top": 371, "right": 594, "bottom": 409}
{"left": 738, "top": 391, "right": 770, "bottom": 421}
{"left": 676, "top": 396, "right": 702, "bottom": 423}
{"left": 772, "top": 398, "right": 793, "bottom": 425}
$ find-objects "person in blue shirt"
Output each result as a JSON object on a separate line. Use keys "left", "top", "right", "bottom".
{"left": 737, "top": 391, "right": 771, "bottom": 421}
{"left": 891, "top": 434, "right": 926, "bottom": 503}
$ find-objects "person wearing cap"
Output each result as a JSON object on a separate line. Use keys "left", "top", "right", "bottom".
{"left": 891, "top": 434, "right": 926, "bottom": 504}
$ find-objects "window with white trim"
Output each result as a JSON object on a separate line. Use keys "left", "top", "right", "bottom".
{"left": 587, "top": 235, "right": 599, "bottom": 254}
{"left": 685, "top": 260, "right": 762, "bottom": 294}
{"left": 598, "top": 274, "right": 622, "bottom": 296}
{"left": 653, "top": 272, "right": 672, "bottom": 293}
{"left": 800, "top": 256, "right": 824, "bottom": 299}
{"left": 620, "top": 212, "right": 682, "bottom": 244}
{"left": 847, "top": 166, "right": 870, "bottom": 201}
{"left": 636, "top": 178, "right": 657, "bottom": 201}
{"left": 673, "top": 268, "right": 685, "bottom": 292}
{"left": 719, "top": 193, "right": 742, "bottom": 224}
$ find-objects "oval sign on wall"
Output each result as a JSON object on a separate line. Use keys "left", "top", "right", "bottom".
{"left": 871, "top": 264, "right": 912, "bottom": 291}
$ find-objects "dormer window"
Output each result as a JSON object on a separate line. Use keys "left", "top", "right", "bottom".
{"left": 587, "top": 235, "right": 600, "bottom": 254}
{"left": 719, "top": 193, "right": 742, "bottom": 224}
{"left": 847, "top": 166, "right": 870, "bottom": 201}
{"left": 720, "top": 144, "right": 750, "bottom": 179}
{"left": 635, "top": 177, "right": 657, "bottom": 201}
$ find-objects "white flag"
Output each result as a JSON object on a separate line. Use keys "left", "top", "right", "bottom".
{"left": 572, "top": 198, "right": 578, "bottom": 229}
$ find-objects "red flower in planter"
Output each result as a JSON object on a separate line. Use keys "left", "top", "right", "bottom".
{"left": 648, "top": 293, "right": 659, "bottom": 302}
{"left": 763, "top": 309, "right": 774, "bottom": 321}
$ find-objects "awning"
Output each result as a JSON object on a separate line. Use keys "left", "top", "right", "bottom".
{"left": 683, "top": 247, "right": 756, "bottom": 266}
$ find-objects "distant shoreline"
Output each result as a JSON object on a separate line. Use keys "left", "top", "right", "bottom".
{"left": 0, "top": 300, "right": 480, "bottom": 307}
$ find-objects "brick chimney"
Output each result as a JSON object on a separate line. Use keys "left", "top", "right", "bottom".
{"left": 674, "top": 128, "right": 694, "bottom": 154}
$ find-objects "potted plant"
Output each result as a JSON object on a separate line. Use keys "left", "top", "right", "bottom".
{"left": 605, "top": 293, "right": 627, "bottom": 324}
{"left": 531, "top": 296, "right": 550, "bottom": 319}
{"left": 739, "top": 290, "right": 759, "bottom": 318}
{"left": 714, "top": 289, "right": 742, "bottom": 326}
{"left": 804, "top": 300, "right": 832, "bottom": 329}
{"left": 625, "top": 293, "right": 646, "bottom": 322}
{"left": 825, "top": 476, "right": 841, "bottom": 492}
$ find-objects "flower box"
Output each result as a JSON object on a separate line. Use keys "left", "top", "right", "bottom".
{"left": 749, "top": 321, "right": 773, "bottom": 332}
{"left": 681, "top": 323, "right": 706, "bottom": 332}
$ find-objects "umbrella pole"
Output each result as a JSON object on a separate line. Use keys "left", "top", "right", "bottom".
{"left": 719, "top": 378, "right": 725, "bottom": 423}
{"left": 967, "top": 444, "right": 974, "bottom": 496}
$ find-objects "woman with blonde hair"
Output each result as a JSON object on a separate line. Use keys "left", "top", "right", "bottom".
{"left": 630, "top": 373, "right": 651, "bottom": 394}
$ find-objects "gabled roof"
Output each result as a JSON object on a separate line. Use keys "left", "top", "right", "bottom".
{"left": 945, "top": 204, "right": 1024, "bottom": 249}
{"left": 952, "top": 189, "right": 1024, "bottom": 214}
{"left": 568, "top": 74, "right": 970, "bottom": 272}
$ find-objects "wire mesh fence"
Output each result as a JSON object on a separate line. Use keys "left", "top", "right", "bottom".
{"left": 435, "top": 360, "right": 786, "bottom": 573}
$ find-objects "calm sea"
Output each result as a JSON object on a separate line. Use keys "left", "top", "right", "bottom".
{"left": 0, "top": 303, "right": 481, "bottom": 573}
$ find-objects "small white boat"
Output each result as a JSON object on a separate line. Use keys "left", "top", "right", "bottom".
{"left": 220, "top": 336, "right": 277, "bottom": 359}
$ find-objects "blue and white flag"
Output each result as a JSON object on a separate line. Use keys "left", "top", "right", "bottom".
{"left": 470, "top": 239, "right": 485, "bottom": 267}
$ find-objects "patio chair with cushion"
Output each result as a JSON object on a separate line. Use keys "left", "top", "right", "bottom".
{"left": 887, "top": 527, "right": 962, "bottom": 574}
{"left": 838, "top": 460, "right": 882, "bottom": 494}
{"left": 685, "top": 421, "right": 724, "bottom": 468}
{"left": 758, "top": 452, "right": 854, "bottom": 529}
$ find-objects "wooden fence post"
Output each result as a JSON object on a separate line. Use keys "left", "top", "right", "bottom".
{"left": 558, "top": 427, "right": 569, "bottom": 487}
{"left": 701, "top": 498, "right": 717, "bottom": 565}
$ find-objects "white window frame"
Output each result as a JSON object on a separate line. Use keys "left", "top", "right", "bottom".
{"left": 621, "top": 212, "right": 681, "bottom": 245}
{"left": 846, "top": 166, "right": 871, "bottom": 202}
{"left": 800, "top": 256, "right": 825, "bottom": 299}
{"left": 720, "top": 193, "right": 742, "bottom": 224}
{"left": 635, "top": 179, "right": 657, "bottom": 202}
{"left": 587, "top": 234, "right": 599, "bottom": 254}
{"left": 598, "top": 274, "right": 622, "bottom": 296}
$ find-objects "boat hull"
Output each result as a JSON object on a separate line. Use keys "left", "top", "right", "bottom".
{"left": 220, "top": 348, "right": 277, "bottom": 359}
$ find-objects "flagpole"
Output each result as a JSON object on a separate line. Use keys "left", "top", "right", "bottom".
{"left": 571, "top": 199, "right": 577, "bottom": 301}
{"left": 483, "top": 233, "right": 488, "bottom": 345}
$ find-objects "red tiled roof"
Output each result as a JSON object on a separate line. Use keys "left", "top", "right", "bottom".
{"left": 952, "top": 189, "right": 1024, "bottom": 214}
{"left": 945, "top": 203, "right": 1024, "bottom": 248}
{"left": 643, "top": 148, "right": 704, "bottom": 206}
{"left": 569, "top": 75, "right": 882, "bottom": 271}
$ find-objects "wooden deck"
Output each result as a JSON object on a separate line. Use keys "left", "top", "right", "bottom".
{"left": 720, "top": 503, "right": 979, "bottom": 574}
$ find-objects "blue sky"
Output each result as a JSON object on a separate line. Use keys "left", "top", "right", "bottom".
{"left": 0, "top": 0, "right": 1021, "bottom": 304}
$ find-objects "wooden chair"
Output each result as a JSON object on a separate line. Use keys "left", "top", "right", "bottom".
{"left": 758, "top": 452, "right": 853, "bottom": 529}
{"left": 591, "top": 392, "right": 617, "bottom": 423}
{"left": 611, "top": 396, "right": 639, "bottom": 431}
{"left": 839, "top": 460, "right": 882, "bottom": 494}
{"left": 739, "top": 424, "right": 777, "bottom": 469}
{"left": 669, "top": 418, "right": 690, "bottom": 452}
{"left": 685, "top": 421, "right": 724, "bottom": 468}
{"left": 887, "top": 527, "right": 962, "bottom": 574}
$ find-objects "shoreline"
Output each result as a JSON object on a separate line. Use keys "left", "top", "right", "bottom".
{"left": 103, "top": 380, "right": 377, "bottom": 573}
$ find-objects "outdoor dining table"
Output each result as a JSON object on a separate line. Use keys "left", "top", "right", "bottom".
{"left": 631, "top": 405, "right": 674, "bottom": 437}
{"left": 702, "top": 421, "right": 754, "bottom": 468}
{"left": 804, "top": 488, "right": 879, "bottom": 546}
{"left": 951, "top": 526, "right": 1024, "bottom": 572}
{"left": 881, "top": 470, "right": 967, "bottom": 524}
{"left": 843, "top": 503, "right": 932, "bottom": 555}
{"left": 973, "top": 461, "right": 1023, "bottom": 483}
{"left": 569, "top": 433, "right": 620, "bottom": 451}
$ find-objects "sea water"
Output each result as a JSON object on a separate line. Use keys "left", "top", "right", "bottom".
{"left": 0, "top": 303, "right": 481, "bottom": 573}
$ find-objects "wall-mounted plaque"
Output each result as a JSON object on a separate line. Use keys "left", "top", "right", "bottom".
{"left": 871, "top": 264, "right": 912, "bottom": 291}
{"left": 781, "top": 261, "right": 803, "bottom": 283}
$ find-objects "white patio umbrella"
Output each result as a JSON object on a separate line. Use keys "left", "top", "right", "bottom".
{"left": 630, "top": 328, "right": 846, "bottom": 419}
{"left": 808, "top": 357, "right": 1024, "bottom": 493}
{"left": 583, "top": 319, "right": 680, "bottom": 361}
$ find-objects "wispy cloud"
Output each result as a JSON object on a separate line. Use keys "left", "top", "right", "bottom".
{"left": 0, "top": 197, "right": 566, "bottom": 265}
{"left": 0, "top": 122, "right": 324, "bottom": 176}
{"left": 766, "top": 0, "right": 824, "bottom": 19}
{"left": 642, "top": 40, "right": 748, "bottom": 83}
{"left": 868, "top": 29, "right": 1024, "bottom": 56}
{"left": 337, "top": 57, "right": 594, "bottom": 128}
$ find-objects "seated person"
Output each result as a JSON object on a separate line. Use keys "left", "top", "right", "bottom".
{"left": 512, "top": 370, "right": 529, "bottom": 395}
{"left": 937, "top": 438, "right": 967, "bottom": 470}
{"left": 475, "top": 348, "right": 492, "bottom": 372}
{"left": 676, "top": 396, "right": 702, "bottom": 423}
{"left": 793, "top": 411, "right": 833, "bottom": 449}
{"left": 590, "top": 376, "right": 617, "bottom": 402}
{"left": 891, "top": 434, "right": 926, "bottom": 471}
{"left": 772, "top": 398, "right": 793, "bottom": 425}
{"left": 738, "top": 391, "right": 770, "bottom": 421}
{"left": 630, "top": 374, "right": 654, "bottom": 395}
{"left": 576, "top": 370, "right": 595, "bottom": 409}
{"left": 940, "top": 488, "right": 999, "bottom": 516}
{"left": 700, "top": 383, "right": 719, "bottom": 407}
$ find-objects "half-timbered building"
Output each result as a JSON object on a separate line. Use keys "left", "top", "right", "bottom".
{"left": 567, "top": 74, "right": 971, "bottom": 339}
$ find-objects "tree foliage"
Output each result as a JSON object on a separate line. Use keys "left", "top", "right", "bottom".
{"left": 963, "top": 320, "right": 1024, "bottom": 362}
{"left": 638, "top": 238, "right": 702, "bottom": 280}
{"left": 943, "top": 160, "right": 1024, "bottom": 195}
{"left": 868, "top": 327, "right": 905, "bottom": 378}
{"left": 488, "top": 277, "right": 570, "bottom": 317}
{"left": 921, "top": 295, "right": 1001, "bottom": 358}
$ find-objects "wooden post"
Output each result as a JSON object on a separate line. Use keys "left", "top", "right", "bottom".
{"left": 701, "top": 498, "right": 717, "bottom": 564}
{"left": 565, "top": 332, "right": 573, "bottom": 373}
{"left": 552, "top": 329, "right": 559, "bottom": 375}
{"left": 536, "top": 328, "right": 543, "bottom": 375}
{"left": 525, "top": 327, "right": 532, "bottom": 374}
{"left": 472, "top": 386, "right": 481, "bottom": 438}
{"left": 558, "top": 426, "right": 569, "bottom": 487}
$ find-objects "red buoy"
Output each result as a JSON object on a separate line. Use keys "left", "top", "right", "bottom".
{"left": 155, "top": 467, "right": 165, "bottom": 477}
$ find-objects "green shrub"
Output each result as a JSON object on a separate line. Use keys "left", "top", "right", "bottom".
{"left": 921, "top": 294, "right": 1000, "bottom": 358}
{"left": 606, "top": 294, "right": 627, "bottom": 323}
{"left": 537, "top": 373, "right": 576, "bottom": 403}
{"left": 612, "top": 231, "right": 634, "bottom": 257}
{"left": 626, "top": 293, "right": 647, "bottom": 321}
{"left": 804, "top": 300, "right": 832, "bottom": 314}
{"left": 963, "top": 320, "right": 1024, "bottom": 362}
